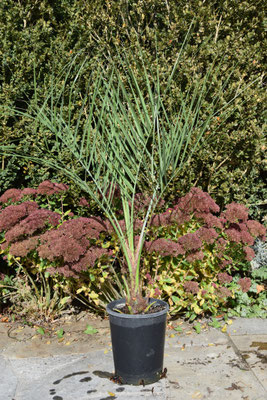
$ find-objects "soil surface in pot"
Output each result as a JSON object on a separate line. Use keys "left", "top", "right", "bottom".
{"left": 114, "top": 303, "right": 166, "bottom": 315}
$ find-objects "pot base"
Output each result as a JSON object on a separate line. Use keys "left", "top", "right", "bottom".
{"left": 114, "top": 368, "right": 163, "bottom": 385}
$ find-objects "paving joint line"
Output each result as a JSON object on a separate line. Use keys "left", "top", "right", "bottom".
{"left": 226, "top": 332, "right": 267, "bottom": 395}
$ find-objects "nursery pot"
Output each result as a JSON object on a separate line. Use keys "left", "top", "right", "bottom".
{"left": 106, "top": 298, "right": 169, "bottom": 385}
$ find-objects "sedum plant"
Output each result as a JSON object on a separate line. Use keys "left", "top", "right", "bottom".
{"left": 0, "top": 184, "right": 265, "bottom": 319}
{"left": 0, "top": 31, "right": 258, "bottom": 314}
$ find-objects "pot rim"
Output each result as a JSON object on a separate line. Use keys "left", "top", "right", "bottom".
{"left": 106, "top": 297, "right": 169, "bottom": 319}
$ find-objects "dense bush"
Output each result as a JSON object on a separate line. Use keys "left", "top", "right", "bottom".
{"left": 0, "top": 183, "right": 266, "bottom": 319}
{"left": 0, "top": 0, "right": 266, "bottom": 221}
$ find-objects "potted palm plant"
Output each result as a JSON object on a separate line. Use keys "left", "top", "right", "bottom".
{"left": 0, "top": 31, "right": 257, "bottom": 384}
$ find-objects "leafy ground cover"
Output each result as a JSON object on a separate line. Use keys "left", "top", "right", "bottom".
{"left": 0, "top": 183, "right": 266, "bottom": 322}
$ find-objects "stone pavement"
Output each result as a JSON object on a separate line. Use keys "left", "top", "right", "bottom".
{"left": 0, "top": 317, "right": 266, "bottom": 400}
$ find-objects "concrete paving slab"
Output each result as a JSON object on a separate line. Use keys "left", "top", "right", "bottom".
{"left": 166, "top": 327, "right": 228, "bottom": 349}
{"left": 227, "top": 318, "right": 267, "bottom": 336}
{"left": 8, "top": 351, "right": 168, "bottom": 400}
{"left": 1, "top": 317, "right": 267, "bottom": 400}
{"left": 0, "top": 356, "right": 18, "bottom": 400}
{"left": 165, "top": 341, "right": 266, "bottom": 400}
{"left": 229, "top": 334, "right": 267, "bottom": 391}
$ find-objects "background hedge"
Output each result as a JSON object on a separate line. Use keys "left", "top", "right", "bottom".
{"left": 0, "top": 0, "right": 266, "bottom": 222}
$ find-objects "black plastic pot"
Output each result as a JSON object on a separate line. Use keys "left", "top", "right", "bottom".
{"left": 106, "top": 298, "right": 169, "bottom": 385}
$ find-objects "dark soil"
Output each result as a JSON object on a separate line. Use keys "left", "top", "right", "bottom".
{"left": 114, "top": 304, "right": 166, "bottom": 315}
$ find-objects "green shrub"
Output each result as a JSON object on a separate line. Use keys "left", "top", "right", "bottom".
{"left": 0, "top": 0, "right": 266, "bottom": 221}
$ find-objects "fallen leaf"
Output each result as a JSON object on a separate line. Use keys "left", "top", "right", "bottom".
{"left": 170, "top": 333, "right": 175, "bottom": 338}
{"left": 14, "top": 327, "right": 24, "bottom": 333}
{"left": 192, "top": 391, "right": 203, "bottom": 399}
{"left": 108, "top": 392, "right": 115, "bottom": 397}
{"left": 227, "top": 319, "right": 233, "bottom": 325}
{"left": 65, "top": 341, "right": 71, "bottom": 346}
{"left": 225, "top": 383, "right": 243, "bottom": 391}
{"left": 58, "top": 337, "right": 64, "bottom": 343}
{"left": 208, "top": 343, "right": 215, "bottom": 346}
{"left": 46, "top": 340, "right": 51, "bottom": 345}
{"left": 181, "top": 344, "right": 186, "bottom": 351}
{"left": 256, "top": 284, "right": 264, "bottom": 294}
{"left": 104, "top": 349, "right": 109, "bottom": 354}
{"left": 221, "top": 324, "right": 227, "bottom": 333}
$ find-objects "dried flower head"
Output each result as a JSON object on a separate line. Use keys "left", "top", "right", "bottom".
{"left": 197, "top": 227, "right": 219, "bottom": 244}
{"left": 0, "top": 188, "right": 22, "bottom": 204}
{"left": 37, "top": 217, "right": 109, "bottom": 267}
{"left": 217, "top": 287, "right": 232, "bottom": 298}
{"left": 177, "top": 187, "right": 220, "bottom": 214}
{"left": 246, "top": 220, "right": 266, "bottom": 239}
{"left": 37, "top": 180, "right": 69, "bottom": 195}
{"left": 78, "top": 197, "right": 90, "bottom": 207}
{"left": 224, "top": 203, "right": 249, "bottom": 223}
{"left": 238, "top": 277, "right": 251, "bottom": 293}
{"left": 9, "top": 237, "right": 39, "bottom": 257}
{"left": 186, "top": 250, "right": 204, "bottom": 262}
{"left": 0, "top": 201, "right": 39, "bottom": 231}
{"left": 243, "top": 246, "right": 255, "bottom": 262}
{"left": 194, "top": 212, "right": 223, "bottom": 229}
{"left": 184, "top": 281, "right": 199, "bottom": 294}
{"left": 178, "top": 232, "right": 202, "bottom": 251}
{"left": 5, "top": 209, "right": 61, "bottom": 244}
{"left": 217, "top": 272, "right": 233, "bottom": 284}
{"left": 225, "top": 228, "right": 241, "bottom": 243}
{"left": 21, "top": 188, "right": 37, "bottom": 197}
{"left": 145, "top": 238, "right": 185, "bottom": 257}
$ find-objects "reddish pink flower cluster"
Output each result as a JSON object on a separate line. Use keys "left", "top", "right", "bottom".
{"left": 9, "top": 237, "right": 39, "bottom": 257}
{"left": 186, "top": 250, "right": 204, "bottom": 262}
{"left": 37, "top": 217, "right": 111, "bottom": 277}
{"left": 225, "top": 228, "right": 241, "bottom": 243}
{"left": 132, "top": 193, "right": 165, "bottom": 214}
{"left": 183, "top": 281, "right": 199, "bottom": 294}
{"left": 0, "top": 193, "right": 111, "bottom": 278}
{"left": 38, "top": 217, "right": 109, "bottom": 262}
{"left": 5, "top": 209, "right": 61, "bottom": 244}
{"left": 197, "top": 227, "right": 218, "bottom": 244}
{"left": 37, "top": 180, "right": 69, "bottom": 195}
{"left": 243, "top": 246, "right": 255, "bottom": 262}
{"left": 150, "top": 187, "right": 222, "bottom": 230}
{"left": 78, "top": 197, "right": 90, "bottom": 207}
{"left": 178, "top": 233, "right": 202, "bottom": 251}
{"left": 178, "top": 187, "right": 220, "bottom": 214}
{"left": 217, "top": 286, "right": 232, "bottom": 298}
{"left": 0, "top": 188, "right": 22, "bottom": 204}
{"left": 224, "top": 203, "right": 249, "bottom": 223}
{"left": 217, "top": 272, "right": 233, "bottom": 284}
{"left": 21, "top": 188, "right": 37, "bottom": 196}
{"left": 145, "top": 238, "right": 185, "bottom": 257}
{"left": 246, "top": 220, "right": 266, "bottom": 239}
{"left": 0, "top": 201, "right": 39, "bottom": 231}
{"left": 238, "top": 277, "right": 251, "bottom": 293}
{"left": 0, "top": 180, "right": 69, "bottom": 204}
